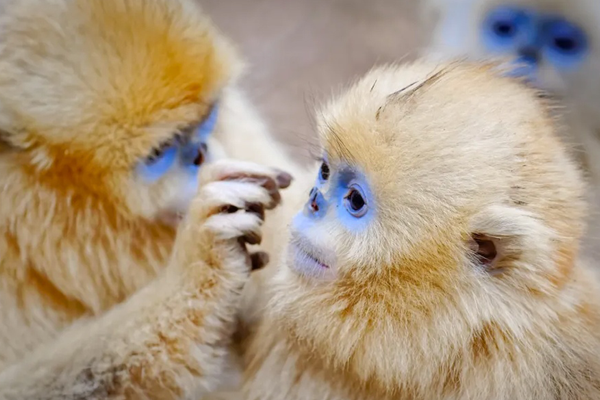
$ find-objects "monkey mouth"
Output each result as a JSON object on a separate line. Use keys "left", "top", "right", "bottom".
{"left": 288, "top": 233, "right": 335, "bottom": 279}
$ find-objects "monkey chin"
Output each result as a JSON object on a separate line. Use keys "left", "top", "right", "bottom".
{"left": 287, "top": 231, "right": 336, "bottom": 280}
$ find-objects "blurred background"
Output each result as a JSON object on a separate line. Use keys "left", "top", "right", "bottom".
{"left": 202, "top": 0, "right": 422, "bottom": 163}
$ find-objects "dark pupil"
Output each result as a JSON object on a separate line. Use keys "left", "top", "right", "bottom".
{"left": 320, "top": 162, "right": 330, "bottom": 180}
{"left": 348, "top": 190, "right": 365, "bottom": 211}
{"left": 494, "top": 21, "right": 514, "bottom": 36}
{"left": 554, "top": 37, "right": 576, "bottom": 51}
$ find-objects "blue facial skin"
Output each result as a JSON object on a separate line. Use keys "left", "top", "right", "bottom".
{"left": 481, "top": 6, "right": 589, "bottom": 80}
{"left": 196, "top": 104, "right": 219, "bottom": 142}
{"left": 543, "top": 18, "right": 589, "bottom": 70}
{"left": 137, "top": 104, "right": 219, "bottom": 183}
{"left": 292, "top": 157, "right": 375, "bottom": 235}
{"left": 136, "top": 146, "right": 178, "bottom": 183}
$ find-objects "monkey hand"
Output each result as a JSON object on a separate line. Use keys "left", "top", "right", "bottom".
{"left": 0, "top": 162, "right": 293, "bottom": 400}
{"left": 171, "top": 159, "right": 293, "bottom": 284}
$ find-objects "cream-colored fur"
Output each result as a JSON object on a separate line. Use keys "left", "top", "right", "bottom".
{"left": 239, "top": 61, "right": 600, "bottom": 399}
{"left": 420, "top": 0, "right": 600, "bottom": 258}
{"left": 0, "top": 0, "right": 311, "bottom": 397}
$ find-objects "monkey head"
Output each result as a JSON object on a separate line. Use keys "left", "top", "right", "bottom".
{"left": 264, "top": 61, "right": 597, "bottom": 397}
{"left": 0, "top": 0, "right": 239, "bottom": 227}
{"left": 0, "top": 0, "right": 261, "bottom": 312}
{"left": 424, "top": 0, "right": 600, "bottom": 109}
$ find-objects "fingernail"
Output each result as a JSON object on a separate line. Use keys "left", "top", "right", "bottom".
{"left": 246, "top": 203, "right": 265, "bottom": 221}
{"left": 266, "top": 191, "right": 281, "bottom": 210}
{"left": 261, "top": 178, "right": 276, "bottom": 191}
{"left": 251, "top": 252, "right": 270, "bottom": 270}
{"left": 243, "top": 232, "right": 262, "bottom": 245}
{"left": 276, "top": 171, "right": 293, "bottom": 189}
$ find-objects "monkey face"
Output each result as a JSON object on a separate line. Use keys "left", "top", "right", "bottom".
{"left": 427, "top": 0, "right": 600, "bottom": 104}
{"left": 288, "top": 157, "right": 375, "bottom": 280}
{"left": 481, "top": 6, "right": 588, "bottom": 84}
{"left": 127, "top": 104, "right": 226, "bottom": 225}
{"left": 270, "top": 62, "right": 585, "bottom": 382}
{"left": 0, "top": 0, "right": 237, "bottom": 226}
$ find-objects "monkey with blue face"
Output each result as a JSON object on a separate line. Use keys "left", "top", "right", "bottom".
{"left": 422, "top": 0, "right": 600, "bottom": 256}
{"left": 0, "top": 0, "right": 311, "bottom": 398}
{"left": 232, "top": 60, "right": 600, "bottom": 400}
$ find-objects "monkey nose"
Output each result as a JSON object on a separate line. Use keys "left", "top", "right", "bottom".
{"left": 307, "top": 187, "right": 326, "bottom": 217}
{"left": 517, "top": 47, "right": 540, "bottom": 65}
{"left": 506, "top": 50, "right": 539, "bottom": 81}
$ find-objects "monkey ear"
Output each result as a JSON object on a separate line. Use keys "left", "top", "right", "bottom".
{"left": 468, "top": 233, "right": 500, "bottom": 274}
{"left": 468, "top": 205, "right": 556, "bottom": 276}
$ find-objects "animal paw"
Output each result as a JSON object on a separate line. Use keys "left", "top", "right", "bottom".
{"left": 178, "top": 160, "right": 292, "bottom": 273}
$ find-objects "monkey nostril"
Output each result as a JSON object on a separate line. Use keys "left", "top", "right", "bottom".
{"left": 308, "top": 188, "right": 319, "bottom": 212}
{"left": 310, "top": 198, "right": 319, "bottom": 212}
{"left": 193, "top": 147, "right": 205, "bottom": 166}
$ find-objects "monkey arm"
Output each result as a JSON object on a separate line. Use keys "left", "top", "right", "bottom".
{"left": 0, "top": 268, "right": 242, "bottom": 400}
{"left": 0, "top": 161, "right": 288, "bottom": 400}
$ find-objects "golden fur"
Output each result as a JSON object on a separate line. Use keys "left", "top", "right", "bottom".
{"left": 0, "top": 0, "right": 311, "bottom": 397}
{"left": 239, "top": 61, "right": 600, "bottom": 400}
{"left": 421, "top": 0, "right": 600, "bottom": 258}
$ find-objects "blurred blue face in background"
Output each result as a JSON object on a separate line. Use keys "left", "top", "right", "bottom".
{"left": 481, "top": 5, "right": 589, "bottom": 81}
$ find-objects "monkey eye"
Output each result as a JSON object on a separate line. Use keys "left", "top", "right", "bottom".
{"left": 482, "top": 6, "right": 528, "bottom": 50}
{"left": 319, "top": 161, "right": 330, "bottom": 181}
{"left": 137, "top": 144, "right": 177, "bottom": 183}
{"left": 344, "top": 185, "right": 367, "bottom": 218}
{"left": 544, "top": 19, "right": 588, "bottom": 69}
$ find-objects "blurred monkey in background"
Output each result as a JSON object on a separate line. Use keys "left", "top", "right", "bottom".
{"left": 422, "top": 0, "right": 600, "bottom": 256}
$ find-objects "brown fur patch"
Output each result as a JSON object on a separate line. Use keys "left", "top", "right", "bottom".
{"left": 470, "top": 322, "right": 510, "bottom": 363}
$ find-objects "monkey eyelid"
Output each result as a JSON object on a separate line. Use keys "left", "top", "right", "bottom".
{"left": 143, "top": 102, "right": 219, "bottom": 161}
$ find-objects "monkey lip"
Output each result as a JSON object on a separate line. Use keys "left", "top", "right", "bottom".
{"left": 288, "top": 233, "right": 335, "bottom": 279}
{"left": 294, "top": 246, "right": 329, "bottom": 268}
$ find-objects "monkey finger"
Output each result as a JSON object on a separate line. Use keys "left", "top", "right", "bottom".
{"left": 197, "top": 181, "right": 272, "bottom": 217}
{"left": 235, "top": 172, "right": 292, "bottom": 191}
{"left": 201, "top": 160, "right": 294, "bottom": 190}
{"left": 220, "top": 176, "right": 282, "bottom": 209}
{"left": 236, "top": 177, "right": 281, "bottom": 208}
{"left": 203, "top": 212, "right": 262, "bottom": 242}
